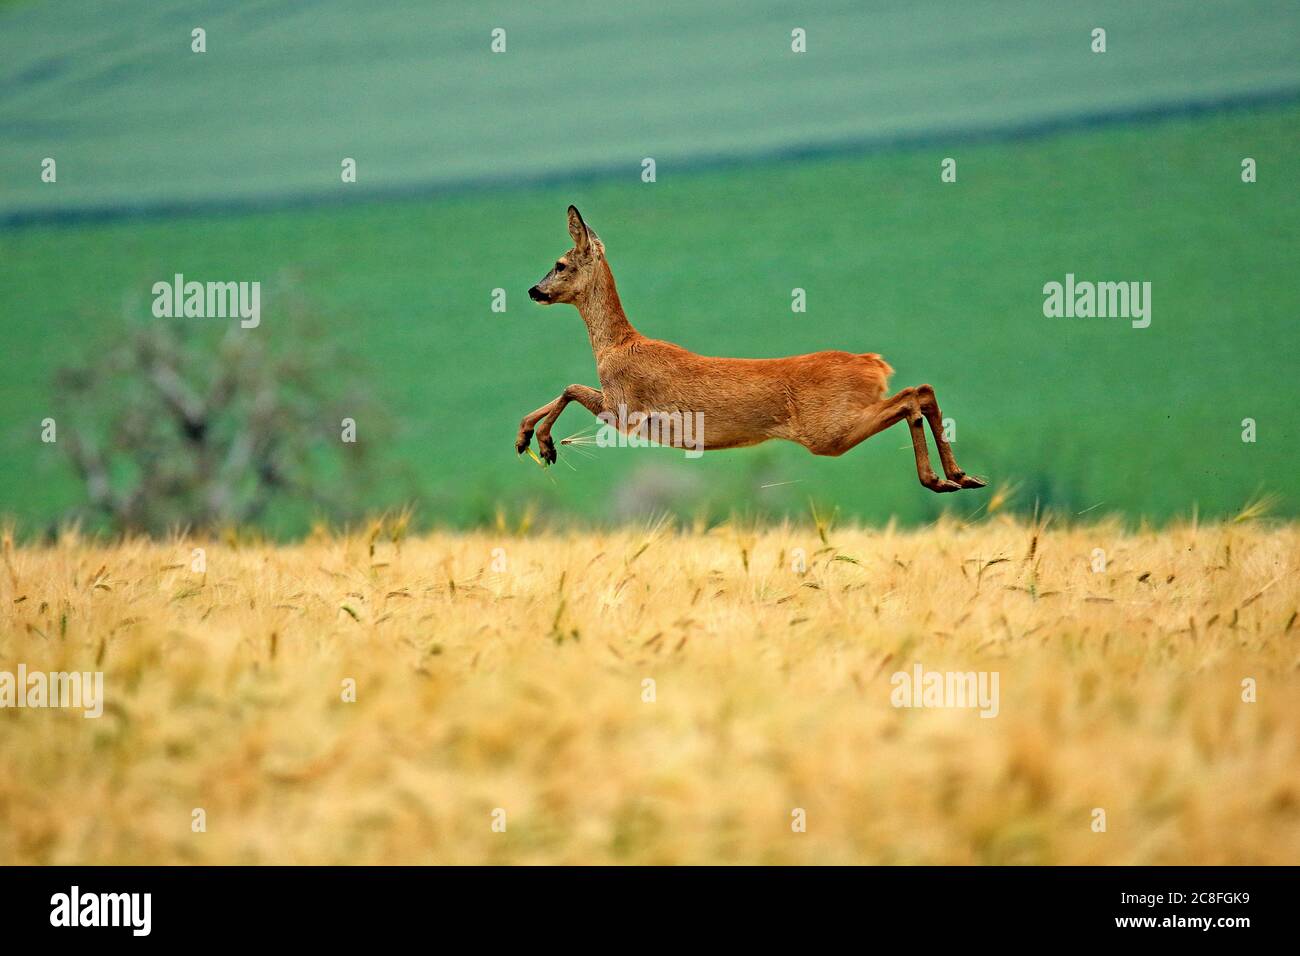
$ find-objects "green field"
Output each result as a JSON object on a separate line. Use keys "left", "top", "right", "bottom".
{"left": 4, "top": 0, "right": 1296, "bottom": 220}
{"left": 2, "top": 104, "right": 1297, "bottom": 532}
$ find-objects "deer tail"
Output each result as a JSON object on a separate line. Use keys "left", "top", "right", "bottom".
{"left": 860, "top": 352, "right": 894, "bottom": 383}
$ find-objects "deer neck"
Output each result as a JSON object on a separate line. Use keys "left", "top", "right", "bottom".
{"left": 576, "top": 259, "right": 637, "bottom": 356}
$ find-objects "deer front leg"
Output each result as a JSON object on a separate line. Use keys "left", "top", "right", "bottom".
{"left": 533, "top": 385, "right": 604, "bottom": 464}
{"left": 517, "top": 385, "right": 604, "bottom": 463}
{"left": 517, "top": 398, "right": 561, "bottom": 456}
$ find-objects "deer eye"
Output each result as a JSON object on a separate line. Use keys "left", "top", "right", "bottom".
{"left": 554, "top": 262, "right": 566, "bottom": 272}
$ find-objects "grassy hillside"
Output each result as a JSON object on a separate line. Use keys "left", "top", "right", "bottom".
{"left": 2, "top": 518, "right": 1296, "bottom": 864}
{"left": 4, "top": 0, "right": 1296, "bottom": 219}
{"left": 1, "top": 105, "right": 1296, "bottom": 532}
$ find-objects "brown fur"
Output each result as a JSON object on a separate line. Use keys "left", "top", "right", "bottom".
{"left": 519, "top": 206, "right": 985, "bottom": 493}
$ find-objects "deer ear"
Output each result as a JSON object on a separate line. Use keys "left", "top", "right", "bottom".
{"left": 567, "top": 205, "right": 590, "bottom": 251}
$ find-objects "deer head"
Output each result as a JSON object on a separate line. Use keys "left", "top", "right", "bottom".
{"left": 528, "top": 205, "right": 605, "bottom": 305}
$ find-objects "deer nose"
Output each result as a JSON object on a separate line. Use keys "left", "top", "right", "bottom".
{"left": 528, "top": 285, "right": 548, "bottom": 302}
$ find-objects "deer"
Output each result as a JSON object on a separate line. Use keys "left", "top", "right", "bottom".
{"left": 517, "top": 206, "right": 986, "bottom": 494}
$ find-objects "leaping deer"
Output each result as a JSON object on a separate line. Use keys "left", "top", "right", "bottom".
{"left": 518, "top": 206, "right": 986, "bottom": 494}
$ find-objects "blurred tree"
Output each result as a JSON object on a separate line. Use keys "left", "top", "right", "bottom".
{"left": 55, "top": 312, "right": 388, "bottom": 535}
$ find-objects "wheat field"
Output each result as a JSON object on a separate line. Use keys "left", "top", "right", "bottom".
{"left": 1, "top": 515, "right": 1297, "bottom": 865}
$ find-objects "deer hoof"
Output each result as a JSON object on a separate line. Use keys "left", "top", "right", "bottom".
{"left": 957, "top": 474, "right": 987, "bottom": 490}
{"left": 516, "top": 430, "right": 532, "bottom": 455}
{"left": 925, "top": 477, "right": 962, "bottom": 493}
{"left": 537, "top": 435, "right": 557, "bottom": 465}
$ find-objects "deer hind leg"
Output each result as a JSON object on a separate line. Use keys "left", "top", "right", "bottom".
{"left": 914, "top": 384, "right": 986, "bottom": 489}
{"left": 827, "top": 387, "right": 961, "bottom": 493}
{"left": 533, "top": 384, "right": 604, "bottom": 464}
